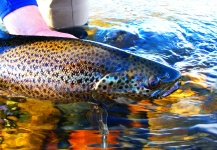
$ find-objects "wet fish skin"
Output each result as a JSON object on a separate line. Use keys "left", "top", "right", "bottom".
{"left": 0, "top": 35, "right": 181, "bottom": 104}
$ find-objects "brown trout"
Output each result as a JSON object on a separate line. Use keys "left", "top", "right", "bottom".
{"left": 0, "top": 34, "right": 181, "bottom": 104}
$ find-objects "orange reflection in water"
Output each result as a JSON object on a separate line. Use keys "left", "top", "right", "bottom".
{"left": 68, "top": 130, "right": 119, "bottom": 150}
{"left": 182, "top": 72, "right": 207, "bottom": 89}
{"left": 0, "top": 97, "right": 61, "bottom": 149}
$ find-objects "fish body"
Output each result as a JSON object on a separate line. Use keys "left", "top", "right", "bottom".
{"left": 0, "top": 35, "right": 181, "bottom": 104}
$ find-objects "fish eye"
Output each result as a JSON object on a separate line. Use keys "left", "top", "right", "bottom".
{"left": 148, "top": 75, "right": 161, "bottom": 89}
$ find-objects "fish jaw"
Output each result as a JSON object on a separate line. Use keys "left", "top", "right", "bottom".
{"left": 162, "top": 81, "right": 181, "bottom": 97}
{"left": 150, "top": 81, "right": 181, "bottom": 99}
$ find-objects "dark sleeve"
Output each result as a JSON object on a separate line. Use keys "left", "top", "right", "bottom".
{"left": 0, "top": 0, "right": 38, "bottom": 20}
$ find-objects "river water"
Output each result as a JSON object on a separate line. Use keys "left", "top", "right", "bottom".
{"left": 0, "top": 0, "right": 217, "bottom": 149}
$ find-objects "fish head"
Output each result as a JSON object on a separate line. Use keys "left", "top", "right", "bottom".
{"left": 93, "top": 59, "right": 181, "bottom": 104}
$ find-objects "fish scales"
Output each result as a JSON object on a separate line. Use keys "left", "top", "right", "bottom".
{"left": 0, "top": 35, "right": 181, "bottom": 104}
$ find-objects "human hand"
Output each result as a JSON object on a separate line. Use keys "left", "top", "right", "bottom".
{"left": 32, "top": 29, "right": 78, "bottom": 38}
{"left": 3, "top": 5, "right": 77, "bottom": 38}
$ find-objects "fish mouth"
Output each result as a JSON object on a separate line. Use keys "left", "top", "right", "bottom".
{"left": 162, "top": 81, "right": 181, "bottom": 97}
{"left": 150, "top": 81, "right": 181, "bottom": 99}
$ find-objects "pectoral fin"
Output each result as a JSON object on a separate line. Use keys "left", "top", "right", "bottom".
{"left": 86, "top": 104, "right": 109, "bottom": 134}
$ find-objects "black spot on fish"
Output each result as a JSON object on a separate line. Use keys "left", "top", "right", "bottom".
{"left": 109, "top": 81, "right": 114, "bottom": 86}
{"left": 85, "top": 78, "right": 89, "bottom": 82}
{"left": 84, "top": 72, "right": 89, "bottom": 76}
{"left": 103, "top": 86, "right": 107, "bottom": 90}
{"left": 90, "top": 77, "right": 95, "bottom": 82}
{"left": 14, "top": 86, "right": 20, "bottom": 91}
{"left": 77, "top": 79, "right": 83, "bottom": 84}
{"left": 70, "top": 82, "right": 75, "bottom": 88}
{"left": 88, "top": 67, "right": 93, "bottom": 71}
{"left": 95, "top": 78, "right": 99, "bottom": 82}
{"left": 80, "top": 69, "right": 85, "bottom": 74}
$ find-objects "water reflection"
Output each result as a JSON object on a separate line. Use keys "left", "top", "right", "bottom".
{"left": 68, "top": 130, "right": 120, "bottom": 149}
{"left": 1, "top": 0, "right": 217, "bottom": 149}
{"left": 0, "top": 97, "right": 60, "bottom": 149}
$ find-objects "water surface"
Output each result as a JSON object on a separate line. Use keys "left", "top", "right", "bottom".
{"left": 1, "top": 0, "right": 217, "bottom": 149}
